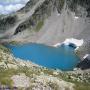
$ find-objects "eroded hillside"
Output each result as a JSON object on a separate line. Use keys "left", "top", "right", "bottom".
{"left": 0, "top": 0, "right": 89, "bottom": 45}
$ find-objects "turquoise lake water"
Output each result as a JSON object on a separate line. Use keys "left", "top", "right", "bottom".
{"left": 6, "top": 43, "right": 80, "bottom": 71}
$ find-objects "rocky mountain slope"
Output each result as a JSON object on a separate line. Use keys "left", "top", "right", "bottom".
{"left": 0, "top": 0, "right": 90, "bottom": 45}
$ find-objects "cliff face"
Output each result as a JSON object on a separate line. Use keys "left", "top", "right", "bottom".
{"left": 0, "top": 0, "right": 90, "bottom": 45}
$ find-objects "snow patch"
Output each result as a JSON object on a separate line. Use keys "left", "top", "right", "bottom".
{"left": 53, "top": 38, "right": 84, "bottom": 49}
{"left": 63, "top": 38, "right": 84, "bottom": 47}
{"left": 83, "top": 54, "right": 90, "bottom": 60}
{"left": 74, "top": 16, "right": 79, "bottom": 20}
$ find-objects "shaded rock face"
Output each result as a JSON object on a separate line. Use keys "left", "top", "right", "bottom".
{"left": 0, "top": 15, "right": 17, "bottom": 32}
{"left": 17, "top": 0, "right": 39, "bottom": 13}
{"left": 67, "top": 0, "right": 90, "bottom": 17}
{"left": 76, "top": 41, "right": 90, "bottom": 59}
{"left": 77, "top": 58, "right": 90, "bottom": 70}
{"left": 76, "top": 40, "right": 90, "bottom": 70}
{"left": 14, "top": 0, "right": 65, "bottom": 35}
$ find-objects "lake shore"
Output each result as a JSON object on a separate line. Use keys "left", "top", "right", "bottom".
{"left": 0, "top": 44, "right": 90, "bottom": 90}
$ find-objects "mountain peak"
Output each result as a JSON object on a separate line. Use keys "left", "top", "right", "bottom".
{"left": 0, "top": 0, "right": 90, "bottom": 45}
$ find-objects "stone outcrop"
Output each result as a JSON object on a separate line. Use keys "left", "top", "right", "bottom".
{"left": 77, "top": 58, "right": 90, "bottom": 70}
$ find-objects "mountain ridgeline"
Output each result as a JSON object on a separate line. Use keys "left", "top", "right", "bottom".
{"left": 14, "top": 0, "right": 65, "bottom": 35}
{"left": 0, "top": 0, "right": 90, "bottom": 45}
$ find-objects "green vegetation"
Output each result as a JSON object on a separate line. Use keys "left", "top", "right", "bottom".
{"left": 9, "top": 41, "right": 19, "bottom": 45}
{"left": 0, "top": 45, "right": 10, "bottom": 53}
{"left": 55, "top": 72, "right": 90, "bottom": 90}
{"left": 0, "top": 57, "right": 90, "bottom": 90}
{"left": 0, "top": 67, "right": 25, "bottom": 86}
{"left": 0, "top": 68, "right": 16, "bottom": 86}
{"left": 74, "top": 82, "right": 90, "bottom": 90}
{"left": 35, "top": 20, "right": 44, "bottom": 32}
{"left": 0, "top": 66, "right": 41, "bottom": 86}
{"left": 47, "top": 82, "right": 59, "bottom": 90}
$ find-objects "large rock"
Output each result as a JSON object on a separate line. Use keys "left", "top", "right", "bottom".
{"left": 77, "top": 57, "right": 90, "bottom": 70}
{"left": 11, "top": 74, "right": 30, "bottom": 88}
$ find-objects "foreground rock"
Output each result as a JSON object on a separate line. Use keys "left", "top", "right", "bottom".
{"left": 76, "top": 41, "right": 90, "bottom": 70}
{"left": 11, "top": 74, "right": 74, "bottom": 90}
{"left": 11, "top": 74, "right": 30, "bottom": 88}
{"left": 77, "top": 55, "right": 90, "bottom": 70}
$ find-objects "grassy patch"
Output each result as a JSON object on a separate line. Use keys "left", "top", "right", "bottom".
{"left": 57, "top": 72, "right": 90, "bottom": 90}
{"left": 0, "top": 45, "right": 10, "bottom": 53}
{"left": 0, "top": 66, "right": 41, "bottom": 86}
{"left": 9, "top": 41, "right": 19, "bottom": 45}
{"left": 0, "top": 68, "right": 17, "bottom": 86}
{"left": 74, "top": 82, "right": 90, "bottom": 90}
{"left": 47, "top": 82, "right": 59, "bottom": 90}
{"left": 35, "top": 21, "right": 44, "bottom": 32}
{"left": 0, "top": 65, "right": 90, "bottom": 90}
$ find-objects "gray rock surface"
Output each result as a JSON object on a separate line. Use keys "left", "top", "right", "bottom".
{"left": 0, "top": 0, "right": 90, "bottom": 46}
